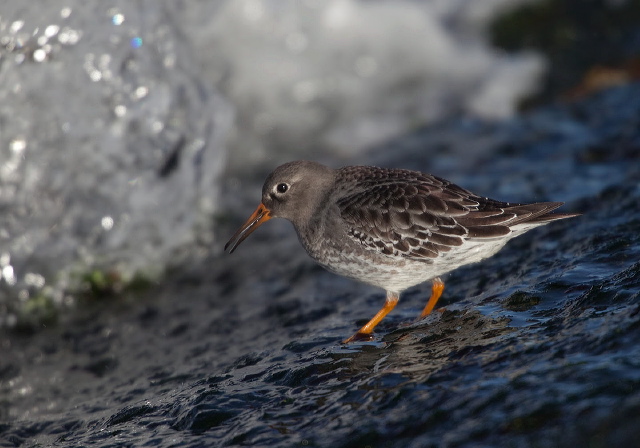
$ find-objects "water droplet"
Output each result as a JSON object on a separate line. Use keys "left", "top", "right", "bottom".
{"left": 151, "top": 121, "right": 164, "bottom": 133}
{"left": 112, "top": 13, "right": 125, "bottom": 26}
{"left": 10, "top": 21, "right": 25, "bottom": 34}
{"left": 58, "top": 27, "right": 80, "bottom": 45}
{"left": 114, "top": 105, "right": 127, "bottom": 117}
{"left": 130, "top": 37, "right": 143, "bottom": 49}
{"left": 134, "top": 86, "right": 149, "bottom": 99}
{"left": 45, "top": 25, "right": 60, "bottom": 38}
{"left": 25, "top": 273, "right": 45, "bottom": 288}
{"left": 101, "top": 216, "right": 114, "bottom": 231}
{"left": 2, "top": 265, "right": 16, "bottom": 286}
{"left": 89, "top": 69, "right": 102, "bottom": 82}
{"left": 33, "top": 48, "right": 47, "bottom": 62}
{"left": 10, "top": 139, "right": 26, "bottom": 153}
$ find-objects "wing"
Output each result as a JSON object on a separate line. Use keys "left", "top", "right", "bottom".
{"left": 335, "top": 167, "right": 562, "bottom": 261}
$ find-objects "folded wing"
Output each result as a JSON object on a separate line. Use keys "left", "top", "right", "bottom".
{"left": 336, "top": 167, "right": 571, "bottom": 260}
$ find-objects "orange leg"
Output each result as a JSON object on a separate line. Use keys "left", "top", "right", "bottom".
{"left": 418, "top": 277, "right": 445, "bottom": 319}
{"left": 343, "top": 291, "right": 399, "bottom": 343}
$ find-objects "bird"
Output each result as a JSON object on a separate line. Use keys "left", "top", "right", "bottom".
{"left": 225, "top": 161, "right": 579, "bottom": 343}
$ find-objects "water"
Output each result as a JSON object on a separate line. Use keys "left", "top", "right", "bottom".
{"left": 2, "top": 1, "right": 640, "bottom": 447}
{"left": 0, "top": 1, "right": 230, "bottom": 328}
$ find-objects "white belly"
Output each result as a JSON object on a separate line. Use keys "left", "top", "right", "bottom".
{"left": 313, "top": 230, "right": 528, "bottom": 293}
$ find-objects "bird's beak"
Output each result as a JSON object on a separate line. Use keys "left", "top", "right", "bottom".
{"left": 224, "top": 203, "right": 272, "bottom": 253}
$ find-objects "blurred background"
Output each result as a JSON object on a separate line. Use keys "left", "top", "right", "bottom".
{"left": 2, "top": 0, "right": 637, "bottom": 331}
{"left": 1, "top": 1, "right": 639, "bottom": 446}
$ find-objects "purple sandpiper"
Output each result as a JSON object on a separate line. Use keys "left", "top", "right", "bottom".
{"left": 225, "top": 161, "right": 579, "bottom": 343}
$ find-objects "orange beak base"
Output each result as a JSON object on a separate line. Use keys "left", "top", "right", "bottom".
{"left": 224, "top": 203, "right": 272, "bottom": 253}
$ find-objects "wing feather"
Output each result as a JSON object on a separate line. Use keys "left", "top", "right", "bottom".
{"left": 335, "top": 166, "right": 568, "bottom": 260}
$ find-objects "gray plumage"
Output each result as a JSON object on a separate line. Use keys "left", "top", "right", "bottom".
{"left": 225, "top": 160, "right": 579, "bottom": 341}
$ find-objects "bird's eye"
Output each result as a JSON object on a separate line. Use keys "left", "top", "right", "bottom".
{"left": 276, "top": 183, "right": 289, "bottom": 194}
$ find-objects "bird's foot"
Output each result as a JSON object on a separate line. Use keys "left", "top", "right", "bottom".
{"left": 342, "top": 331, "right": 374, "bottom": 343}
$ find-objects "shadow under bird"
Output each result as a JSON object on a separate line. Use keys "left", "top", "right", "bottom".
{"left": 225, "top": 161, "right": 579, "bottom": 343}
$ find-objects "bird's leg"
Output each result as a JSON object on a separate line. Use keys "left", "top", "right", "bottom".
{"left": 343, "top": 291, "right": 399, "bottom": 343}
{"left": 418, "top": 277, "right": 445, "bottom": 319}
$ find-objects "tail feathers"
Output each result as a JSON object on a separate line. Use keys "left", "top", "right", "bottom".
{"left": 506, "top": 202, "right": 580, "bottom": 226}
